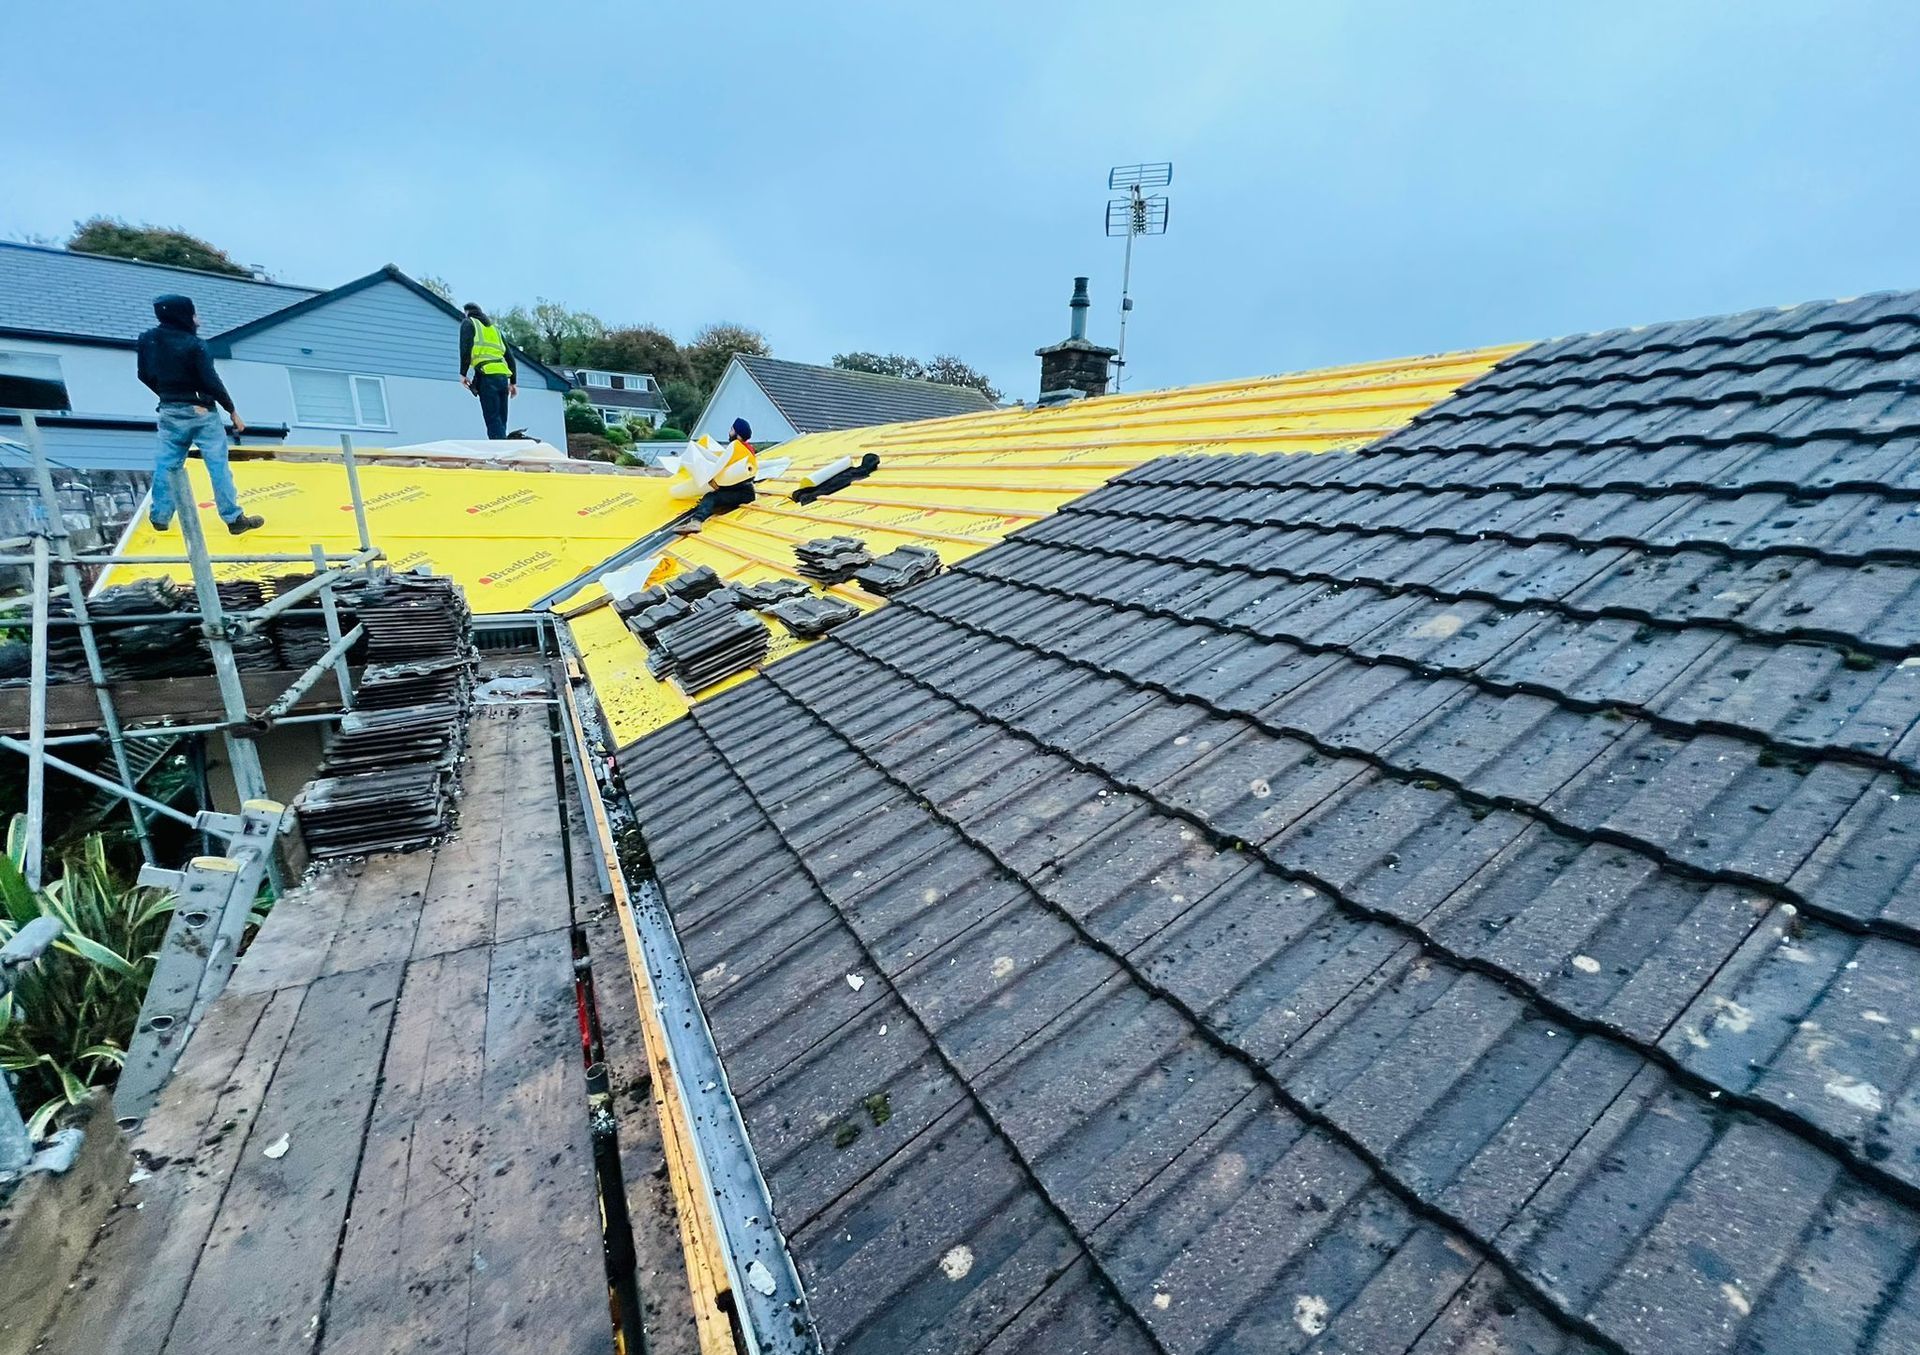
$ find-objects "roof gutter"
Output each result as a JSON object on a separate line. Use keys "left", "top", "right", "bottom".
{"left": 555, "top": 654, "right": 819, "bottom": 1354}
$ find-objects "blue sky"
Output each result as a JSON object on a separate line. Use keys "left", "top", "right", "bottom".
{"left": 10, "top": 2, "right": 1920, "bottom": 396}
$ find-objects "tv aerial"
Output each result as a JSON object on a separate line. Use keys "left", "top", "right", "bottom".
{"left": 1106, "top": 161, "right": 1171, "bottom": 391}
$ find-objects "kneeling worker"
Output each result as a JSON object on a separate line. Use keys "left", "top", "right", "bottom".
{"left": 675, "top": 418, "right": 756, "bottom": 535}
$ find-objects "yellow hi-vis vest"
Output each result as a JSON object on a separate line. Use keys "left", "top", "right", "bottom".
{"left": 470, "top": 320, "right": 511, "bottom": 377}
{"left": 713, "top": 437, "right": 758, "bottom": 486}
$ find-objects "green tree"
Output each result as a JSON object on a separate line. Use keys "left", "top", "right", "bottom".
{"left": 687, "top": 322, "right": 770, "bottom": 395}
{"left": 659, "top": 379, "right": 705, "bottom": 432}
{"left": 833, "top": 351, "right": 926, "bottom": 381}
{"left": 591, "top": 326, "right": 691, "bottom": 385}
{"left": 497, "top": 298, "right": 604, "bottom": 365}
{"left": 496, "top": 304, "right": 544, "bottom": 359}
{"left": 604, "top": 421, "right": 634, "bottom": 447}
{"left": 922, "top": 354, "right": 1001, "bottom": 402}
{"left": 834, "top": 350, "right": 1000, "bottom": 402}
{"left": 67, "top": 216, "right": 258, "bottom": 278}
{"left": 563, "top": 388, "right": 606, "bottom": 437}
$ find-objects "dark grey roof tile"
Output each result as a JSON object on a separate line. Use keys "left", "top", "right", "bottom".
{"left": 975, "top": 1256, "right": 1158, "bottom": 1355}
{"left": 1583, "top": 1119, "right": 1841, "bottom": 1355}
{"left": 976, "top": 984, "right": 1261, "bottom": 1235}
{"left": 1408, "top": 1260, "right": 1608, "bottom": 1354}
{"left": 1786, "top": 776, "right": 1920, "bottom": 931}
{"left": 1744, "top": 1179, "right": 1920, "bottom": 1355}
{"left": 790, "top": 1105, "right": 1089, "bottom": 1355}
{"left": 897, "top": 908, "right": 1121, "bottom": 1079}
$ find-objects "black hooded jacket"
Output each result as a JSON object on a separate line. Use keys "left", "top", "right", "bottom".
{"left": 136, "top": 295, "right": 235, "bottom": 412}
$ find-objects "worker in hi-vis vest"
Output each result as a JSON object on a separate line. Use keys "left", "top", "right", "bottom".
{"left": 674, "top": 418, "right": 757, "bottom": 534}
{"left": 458, "top": 302, "right": 518, "bottom": 440}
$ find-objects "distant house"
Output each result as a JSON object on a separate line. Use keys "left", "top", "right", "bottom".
{"left": 558, "top": 367, "right": 670, "bottom": 431}
{"left": 690, "top": 353, "right": 994, "bottom": 445}
{"left": 0, "top": 243, "right": 571, "bottom": 478}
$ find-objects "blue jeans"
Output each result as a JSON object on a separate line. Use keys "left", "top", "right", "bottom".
{"left": 475, "top": 373, "right": 511, "bottom": 439}
{"left": 151, "top": 403, "right": 241, "bottom": 525}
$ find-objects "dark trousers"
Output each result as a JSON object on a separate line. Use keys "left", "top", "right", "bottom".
{"left": 691, "top": 480, "right": 756, "bottom": 521}
{"left": 475, "top": 373, "right": 511, "bottom": 439}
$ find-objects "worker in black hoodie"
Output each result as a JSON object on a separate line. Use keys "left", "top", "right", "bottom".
{"left": 135, "top": 294, "right": 263, "bottom": 534}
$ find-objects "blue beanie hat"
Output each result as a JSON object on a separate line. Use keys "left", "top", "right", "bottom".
{"left": 731, "top": 417, "right": 752, "bottom": 441}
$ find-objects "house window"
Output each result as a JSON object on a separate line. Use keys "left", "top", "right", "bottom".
{"left": 289, "top": 369, "right": 393, "bottom": 428}
{"left": 599, "top": 407, "right": 627, "bottom": 426}
{"left": 0, "top": 350, "right": 67, "bottom": 410}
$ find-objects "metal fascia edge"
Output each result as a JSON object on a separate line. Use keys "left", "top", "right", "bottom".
{"left": 556, "top": 654, "right": 819, "bottom": 1355}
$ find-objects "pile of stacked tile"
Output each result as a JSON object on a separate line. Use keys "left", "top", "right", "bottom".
{"left": 355, "top": 574, "right": 470, "bottom": 662}
{"left": 65, "top": 581, "right": 210, "bottom": 680}
{"left": 215, "top": 580, "right": 279, "bottom": 671}
{"left": 764, "top": 593, "right": 862, "bottom": 638}
{"left": 794, "top": 536, "right": 872, "bottom": 584}
{"left": 294, "top": 572, "right": 476, "bottom": 859}
{"left": 352, "top": 655, "right": 472, "bottom": 711}
{"left": 617, "top": 565, "right": 725, "bottom": 640}
{"left": 735, "top": 578, "right": 812, "bottom": 608}
{"left": 853, "top": 544, "right": 942, "bottom": 595}
{"left": 266, "top": 572, "right": 339, "bottom": 669}
{"left": 645, "top": 608, "right": 769, "bottom": 692}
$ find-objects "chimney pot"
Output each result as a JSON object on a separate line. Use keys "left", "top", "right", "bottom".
{"left": 1069, "top": 276, "right": 1090, "bottom": 341}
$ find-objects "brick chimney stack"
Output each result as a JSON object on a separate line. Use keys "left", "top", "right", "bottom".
{"left": 1035, "top": 276, "right": 1117, "bottom": 403}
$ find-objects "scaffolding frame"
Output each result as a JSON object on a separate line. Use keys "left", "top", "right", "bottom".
{"left": 1, "top": 418, "right": 382, "bottom": 887}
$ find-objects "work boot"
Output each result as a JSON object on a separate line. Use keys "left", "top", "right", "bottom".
{"left": 227, "top": 513, "right": 266, "bottom": 535}
{"left": 149, "top": 516, "right": 171, "bottom": 533}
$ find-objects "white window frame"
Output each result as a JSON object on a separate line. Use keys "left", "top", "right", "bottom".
{"left": 287, "top": 368, "right": 394, "bottom": 430}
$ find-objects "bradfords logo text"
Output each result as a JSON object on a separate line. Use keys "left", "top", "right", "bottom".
{"left": 465, "top": 490, "right": 539, "bottom": 516}
{"left": 198, "top": 477, "right": 300, "bottom": 510}
{"left": 342, "top": 485, "right": 427, "bottom": 512}
{"left": 575, "top": 491, "right": 641, "bottom": 518}
{"left": 477, "top": 550, "right": 555, "bottom": 587}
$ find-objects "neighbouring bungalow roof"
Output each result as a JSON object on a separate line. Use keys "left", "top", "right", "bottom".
{"left": 614, "top": 289, "right": 1920, "bottom": 1353}
{"left": 0, "top": 240, "right": 319, "bottom": 345}
{"left": 734, "top": 354, "right": 997, "bottom": 432}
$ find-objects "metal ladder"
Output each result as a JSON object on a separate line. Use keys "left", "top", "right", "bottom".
{"left": 111, "top": 799, "right": 288, "bottom": 1126}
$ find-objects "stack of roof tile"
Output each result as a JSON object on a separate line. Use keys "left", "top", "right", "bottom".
{"left": 852, "top": 544, "right": 942, "bottom": 596}
{"left": 78, "top": 581, "right": 210, "bottom": 680}
{"left": 795, "top": 536, "right": 872, "bottom": 584}
{"left": 295, "top": 574, "right": 475, "bottom": 859}
{"left": 764, "top": 594, "right": 861, "bottom": 639}
{"left": 214, "top": 580, "right": 279, "bottom": 671}
{"left": 355, "top": 574, "right": 470, "bottom": 663}
{"left": 616, "top": 290, "right": 1920, "bottom": 1354}
{"left": 736, "top": 577, "right": 814, "bottom": 609}
{"left": 619, "top": 565, "right": 732, "bottom": 639}
{"left": 267, "top": 572, "right": 338, "bottom": 669}
{"left": 645, "top": 608, "right": 769, "bottom": 692}
{"left": 352, "top": 655, "right": 474, "bottom": 711}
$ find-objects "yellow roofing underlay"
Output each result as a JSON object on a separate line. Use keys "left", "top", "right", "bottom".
{"left": 571, "top": 343, "right": 1519, "bottom": 746}
{"left": 106, "top": 454, "right": 681, "bottom": 611}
